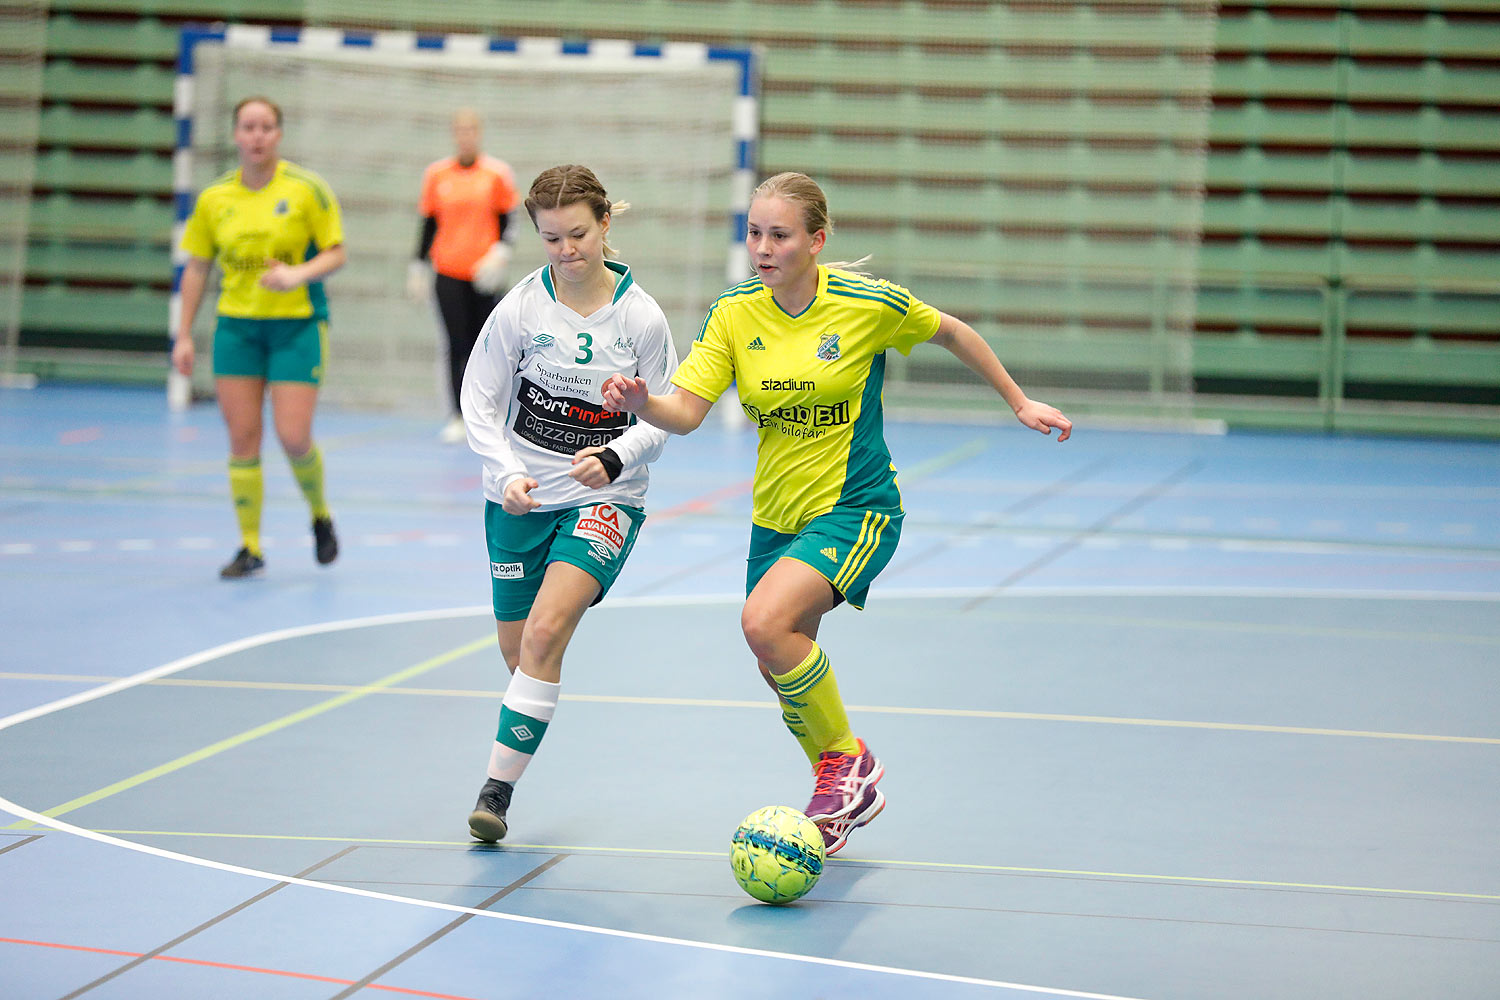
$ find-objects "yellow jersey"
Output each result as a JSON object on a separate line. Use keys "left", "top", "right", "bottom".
{"left": 672, "top": 265, "right": 941, "bottom": 533}
{"left": 180, "top": 160, "right": 344, "bottom": 320}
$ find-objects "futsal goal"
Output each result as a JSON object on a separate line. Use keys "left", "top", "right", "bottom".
{"left": 171, "top": 25, "right": 759, "bottom": 412}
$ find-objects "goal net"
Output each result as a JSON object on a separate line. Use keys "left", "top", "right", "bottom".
{"left": 172, "top": 26, "right": 758, "bottom": 413}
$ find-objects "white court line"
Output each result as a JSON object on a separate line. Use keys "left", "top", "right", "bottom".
{"left": 0, "top": 601, "right": 1150, "bottom": 1000}
{"left": 0, "top": 803, "right": 1149, "bottom": 1000}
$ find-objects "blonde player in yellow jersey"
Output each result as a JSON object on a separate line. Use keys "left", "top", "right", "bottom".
{"left": 603, "top": 171, "right": 1071, "bottom": 855}
{"left": 173, "top": 96, "right": 346, "bottom": 579}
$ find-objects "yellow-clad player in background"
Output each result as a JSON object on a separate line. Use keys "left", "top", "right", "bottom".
{"left": 604, "top": 171, "right": 1071, "bottom": 856}
{"left": 173, "top": 96, "right": 346, "bottom": 579}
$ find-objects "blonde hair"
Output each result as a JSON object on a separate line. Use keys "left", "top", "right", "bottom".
{"left": 232, "top": 95, "right": 283, "bottom": 128}
{"left": 525, "top": 165, "right": 630, "bottom": 257}
{"left": 750, "top": 171, "right": 870, "bottom": 274}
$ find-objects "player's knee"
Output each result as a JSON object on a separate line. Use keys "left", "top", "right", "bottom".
{"left": 227, "top": 427, "right": 261, "bottom": 456}
{"left": 740, "top": 601, "right": 787, "bottom": 662}
{"left": 520, "top": 612, "right": 568, "bottom": 664}
{"left": 277, "top": 431, "right": 312, "bottom": 457}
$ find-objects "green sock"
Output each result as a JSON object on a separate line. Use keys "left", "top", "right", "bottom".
{"left": 228, "top": 456, "right": 263, "bottom": 555}
{"left": 781, "top": 703, "right": 822, "bottom": 767}
{"left": 289, "top": 444, "right": 330, "bottom": 520}
{"left": 771, "top": 642, "right": 859, "bottom": 758}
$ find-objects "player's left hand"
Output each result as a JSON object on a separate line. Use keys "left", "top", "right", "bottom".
{"left": 569, "top": 447, "right": 609, "bottom": 489}
{"left": 259, "top": 260, "right": 305, "bottom": 291}
{"left": 601, "top": 374, "right": 647, "bottom": 413}
{"left": 1015, "top": 399, "right": 1072, "bottom": 442}
{"left": 570, "top": 449, "right": 624, "bottom": 488}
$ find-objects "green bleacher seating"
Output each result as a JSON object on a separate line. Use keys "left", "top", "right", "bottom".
{"left": 21, "top": 284, "right": 167, "bottom": 336}
{"left": 42, "top": 60, "right": 175, "bottom": 106}
{"left": 33, "top": 149, "right": 173, "bottom": 196}
{"left": 48, "top": 0, "right": 301, "bottom": 19}
{"left": 27, "top": 193, "right": 169, "bottom": 245}
{"left": 45, "top": 14, "right": 180, "bottom": 62}
{"left": 25, "top": 241, "right": 173, "bottom": 284}
{"left": 16, "top": 0, "right": 1499, "bottom": 427}
{"left": 39, "top": 105, "right": 174, "bottom": 152}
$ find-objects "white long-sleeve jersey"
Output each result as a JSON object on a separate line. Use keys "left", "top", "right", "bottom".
{"left": 460, "top": 261, "right": 678, "bottom": 512}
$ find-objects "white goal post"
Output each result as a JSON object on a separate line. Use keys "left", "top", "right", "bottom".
{"left": 170, "top": 24, "right": 760, "bottom": 412}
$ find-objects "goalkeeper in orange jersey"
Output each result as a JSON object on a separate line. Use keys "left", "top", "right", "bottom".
{"left": 173, "top": 95, "right": 345, "bottom": 579}
{"left": 408, "top": 108, "right": 521, "bottom": 442}
{"left": 604, "top": 171, "right": 1071, "bottom": 855}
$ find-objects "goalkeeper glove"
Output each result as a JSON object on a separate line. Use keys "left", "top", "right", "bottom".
{"left": 405, "top": 260, "right": 431, "bottom": 301}
{"left": 472, "top": 242, "right": 513, "bottom": 294}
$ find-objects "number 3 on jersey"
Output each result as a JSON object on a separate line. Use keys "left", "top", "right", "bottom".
{"left": 575, "top": 331, "right": 593, "bottom": 364}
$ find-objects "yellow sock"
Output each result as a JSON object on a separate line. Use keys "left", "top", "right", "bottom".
{"left": 780, "top": 703, "right": 822, "bottom": 767}
{"left": 228, "top": 456, "right": 263, "bottom": 555}
{"left": 771, "top": 642, "right": 859, "bottom": 758}
{"left": 289, "top": 444, "right": 330, "bottom": 520}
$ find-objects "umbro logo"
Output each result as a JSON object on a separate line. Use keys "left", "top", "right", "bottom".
{"left": 747, "top": 337, "right": 765, "bottom": 351}
{"left": 510, "top": 724, "right": 534, "bottom": 742}
{"left": 820, "top": 547, "right": 837, "bottom": 561}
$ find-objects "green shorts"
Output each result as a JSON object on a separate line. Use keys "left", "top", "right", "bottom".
{"left": 746, "top": 504, "right": 904, "bottom": 610}
{"left": 485, "top": 500, "right": 645, "bottom": 621}
{"left": 213, "top": 315, "right": 327, "bottom": 384}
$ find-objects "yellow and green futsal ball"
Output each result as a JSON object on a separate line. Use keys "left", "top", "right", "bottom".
{"left": 730, "top": 805, "right": 825, "bottom": 904}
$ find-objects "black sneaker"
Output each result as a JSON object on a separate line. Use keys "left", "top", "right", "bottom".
{"left": 468, "top": 778, "right": 513, "bottom": 843}
{"left": 219, "top": 547, "right": 265, "bottom": 579}
{"left": 312, "top": 516, "right": 338, "bottom": 565}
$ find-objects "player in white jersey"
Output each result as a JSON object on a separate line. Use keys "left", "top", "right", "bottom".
{"left": 458, "top": 165, "right": 678, "bottom": 842}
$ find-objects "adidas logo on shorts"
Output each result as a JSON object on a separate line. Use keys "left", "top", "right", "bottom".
{"left": 820, "top": 546, "right": 838, "bottom": 561}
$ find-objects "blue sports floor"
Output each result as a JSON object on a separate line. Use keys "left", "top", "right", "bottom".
{"left": 1, "top": 383, "right": 1497, "bottom": 999}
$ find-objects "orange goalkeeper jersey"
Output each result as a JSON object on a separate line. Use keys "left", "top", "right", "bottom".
{"left": 418, "top": 155, "right": 520, "bottom": 281}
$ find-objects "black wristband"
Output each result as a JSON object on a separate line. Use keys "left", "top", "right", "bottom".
{"left": 415, "top": 215, "right": 437, "bottom": 260}
{"left": 597, "top": 447, "right": 623, "bottom": 483}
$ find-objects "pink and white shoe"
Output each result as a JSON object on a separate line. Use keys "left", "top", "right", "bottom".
{"left": 804, "top": 738, "right": 884, "bottom": 823}
{"left": 820, "top": 785, "right": 886, "bottom": 856}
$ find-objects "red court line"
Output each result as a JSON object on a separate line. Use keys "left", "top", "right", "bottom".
{"left": 59, "top": 427, "right": 103, "bottom": 445}
{"left": 0, "top": 936, "right": 485, "bottom": 1000}
{"left": 652, "top": 479, "right": 753, "bottom": 521}
{"left": 2, "top": 936, "right": 138, "bottom": 959}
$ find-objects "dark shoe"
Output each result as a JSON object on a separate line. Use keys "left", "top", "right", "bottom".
{"left": 820, "top": 786, "right": 885, "bottom": 856}
{"left": 312, "top": 516, "right": 338, "bottom": 565}
{"left": 804, "top": 738, "right": 884, "bottom": 824}
{"left": 219, "top": 547, "right": 265, "bottom": 579}
{"left": 468, "top": 778, "right": 513, "bottom": 843}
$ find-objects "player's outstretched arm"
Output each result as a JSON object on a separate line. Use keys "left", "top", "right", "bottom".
{"left": 929, "top": 311, "right": 1071, "bottom": 442}
{"left": 601, "top": 376, "right": 713, "bottom": 435}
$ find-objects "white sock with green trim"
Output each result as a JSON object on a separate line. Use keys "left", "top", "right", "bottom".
{"left": 486, "top": 668, "right": 560, "bottom": 783}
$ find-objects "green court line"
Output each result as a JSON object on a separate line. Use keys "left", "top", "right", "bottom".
{"left": 89, "top": 828, "right": 1500, "bottom": 902}
{"left": 898, "top": 437, "right": 990, "bottom": 482}
{"left": 4, "top": 673, "right": 1494, "bottom": 745}
{"left": 5, "top": 636, "right": 493, "bottom": 829}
